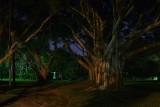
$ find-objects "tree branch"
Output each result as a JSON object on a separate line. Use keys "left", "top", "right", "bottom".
{"left": 72, "top": 30, "right": 93, "bottom": 56}
{"left": 0, "top": 15, "right": 52, "bottom": 64}
{"left": 63, "top": 40, "right": 91, "bottom": 71}
{"left": 127, "top": 41, "right": 160, "bottom": 58}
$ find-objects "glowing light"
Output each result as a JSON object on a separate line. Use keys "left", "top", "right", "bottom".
{"left": 153, "top": 76, "right": 158, "bottom": 81}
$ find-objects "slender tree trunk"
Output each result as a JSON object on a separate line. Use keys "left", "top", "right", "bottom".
{"left": 9, "top": 60, "right": 12, "bottom": 86}
{"left": 8, "top": 0, "right": 16, "bottom": 86}
{"left": 11, "top": 32, "right": 16, "bottom": 85}
{"left": 11, "top": 51, "right": 15, "bottom": 85}
{"left": 8, "top": 0, "right": 12, "bottom": 86}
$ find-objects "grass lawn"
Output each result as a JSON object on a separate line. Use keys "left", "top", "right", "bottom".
{"left": 1, "top": 78, "right": 35, "bottom": 82}
{"left": 0, "top": 80, "right": 160, "bottom": 107}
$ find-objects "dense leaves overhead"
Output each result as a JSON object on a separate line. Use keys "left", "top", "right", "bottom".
{"left": 0, "top": 0, "right": 160, "bottom": 88}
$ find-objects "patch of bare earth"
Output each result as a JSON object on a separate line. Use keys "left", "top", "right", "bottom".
{"left": 4, "top": 81, "right": 96, "bottom": 107}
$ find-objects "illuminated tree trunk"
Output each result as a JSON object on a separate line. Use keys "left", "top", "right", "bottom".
{"left": 20, "top": 46, "right": 53, "bottom": 82}
{"left": 27, "top": 58, "right": 48, "bottom": 82}
{"left": 103, "top": 56, "right": 123, "bottom": 90}
{"left": 28, "top": 49, "right": 48, "bottom": 82}
{"left": 36, "top": 67, "right": 48, "bottom": 82}
{"left": 88, "top": 49, "right": 123, "bottom": 90}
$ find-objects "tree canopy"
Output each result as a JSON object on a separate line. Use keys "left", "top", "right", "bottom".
{"left": 0, "top": 0, "right": 160, "bottom": 89}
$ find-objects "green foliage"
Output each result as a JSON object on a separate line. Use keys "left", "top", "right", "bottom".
{"left": 16, "top": 55, "right": 36, "bottom": 79}
{"left": 147, "top": 54, "right": 160, "bottom": 62}
{"left": 63, "top": 60, "right": 77, "bottom": 79}
{"left": 124, "top": 55, "right": 159, "bottom": 78}
{"left": 47, "top": 0, "right": 70, "bottom": 14}
{"left": 50, "top": 48, "right": 87, "bottom": 80}
{"left": 0, "top": 62, "right": 8, "bottom": 79}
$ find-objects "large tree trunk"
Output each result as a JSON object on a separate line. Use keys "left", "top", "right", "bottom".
{"left": 92, "top": 41, "right": 123, "bottom": 90}
{"left": 94, "top": 57, "right": 123, "bottom": 90}
{"left": 29, "top": 62, "right": 48, "bottom": 82}
{"left": 31, "top": 63, "right": 48, "bottom": 82}
{"left": 35, "top": 67, "right": 47, "bottom": 82}
{"left": 20, "top": 46, "right": 53, "bottom": 82}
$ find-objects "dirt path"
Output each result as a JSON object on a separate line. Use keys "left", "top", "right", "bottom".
{"left": 4, "top": 82, "right": 74, "bottom": 107}
{"left": 4, "top": 81, "right": 96, "bottom": 107}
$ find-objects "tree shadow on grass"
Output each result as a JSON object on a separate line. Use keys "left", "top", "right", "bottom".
{"left": 85, "top": 81, "right": 160, "bottom": 107}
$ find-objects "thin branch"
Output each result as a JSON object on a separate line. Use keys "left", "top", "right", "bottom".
{"left": 110, "top": 0, "right": 118, "bottom": 22}
{"left": 0, "top": 15, "right": 52, "bottom": 64}
{"left": 17, "top": 50, "right": 39, "bottom": 72}
{"left": 83, "top": 56, "right": 94, "bottom": 70}
{"left": 124, "top": 4, "right": 134, "bottom": 18}
{"left": 24, "top": 15, "right": 52, "bottom": 43}
{"left": 71, "top": 7, "right": 92, "bottom": 29}
{"left": 63, "top": 40, "right": 91, "bottom": 71}
{"left": 121, "top": 18, "right": 160, "bottom": 54}
{"left": 127, "top": 41, "right": 160, "bottom": 57}
{"left": 72, "top": 30, "right": 93, "bottom": 56}
{"left": 25, "top": 45, "right": 43, "bottom": 66}
{"left": 81, "top": 24, "right": 93, "bottom": 38}
{"left": 72, "top": 43, "right": 84, "bottom": 53}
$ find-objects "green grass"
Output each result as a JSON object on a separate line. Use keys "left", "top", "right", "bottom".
{"left": 1, "top": 78, "right": 35, "bottom": 82}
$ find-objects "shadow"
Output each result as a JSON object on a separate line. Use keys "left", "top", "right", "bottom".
{"left": 85, "top": 81, "right": 160, "bottom": 107}
{"left": 23, "top": 80, "right": 77, "bottom": 94}
{"left": 0, "top": 84, "right": 26, "bottom": 107}
{"left": 0, "top": 81, "right": 76, "bottom": 107}
{"left": 0, "top": 81, "right": 74, "bottom": 107}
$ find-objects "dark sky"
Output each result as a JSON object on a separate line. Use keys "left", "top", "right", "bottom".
{"left": 49, "top": 40, "right": 83, "bottom": 56}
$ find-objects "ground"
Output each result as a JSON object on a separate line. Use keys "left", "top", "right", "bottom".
{"left": 1, "top": 80, "right": 160, "bottom": 107}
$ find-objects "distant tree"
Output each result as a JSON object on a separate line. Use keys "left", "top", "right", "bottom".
{"left": 147, "top": 54, "right": 160, "bottom": 81}
{"left": 18, "top": 45, "right": 53, "bottom": 82}
{"left": 51, "top": 48, "right": 83, "bottom": 80}
{"left": 15, "top": 53, "right": 35, "bottom": 79}
{"left": 124, "top": 57, "right": 158, "bottom": 79}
